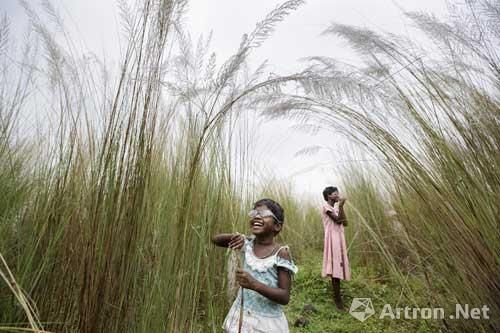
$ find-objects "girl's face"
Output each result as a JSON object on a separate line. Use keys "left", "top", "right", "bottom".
{"left": 328, "top": 191, "right": 340, "bottom": 202}
{"left": 249, "top": 205, "right": 282, "bottom": 236}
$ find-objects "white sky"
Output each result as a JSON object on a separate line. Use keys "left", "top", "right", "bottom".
{"left": 3, "top": 0, "right": 448, "bottom": 201}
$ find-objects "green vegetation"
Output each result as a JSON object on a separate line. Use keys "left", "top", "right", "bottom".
{"left": 265, "top": 2, "right": 499, "bottom": 332}
{"left": 286, "top": 250, "right": 441, "bottom": 333}
{"left": 0, "top": 0, "right": 498, "bottom": 332}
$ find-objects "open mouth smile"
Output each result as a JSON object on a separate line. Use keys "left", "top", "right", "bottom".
{"left": 251, "top": 220, "right": 264, "bottom": 228}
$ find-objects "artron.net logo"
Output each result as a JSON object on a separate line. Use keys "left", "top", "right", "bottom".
{"left": 349, "top": 298, "right": 375, "bottom": 322}
{"left": 348, "top": 298, "right": 491, "bottom": 322}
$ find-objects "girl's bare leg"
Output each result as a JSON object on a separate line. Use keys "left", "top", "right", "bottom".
{"left": 331, "top": 277, "right": 345, "bottom": 310}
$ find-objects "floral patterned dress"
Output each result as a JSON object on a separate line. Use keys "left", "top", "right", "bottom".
{"left": 223, "top": 237, "right": 298, "bottom": 333}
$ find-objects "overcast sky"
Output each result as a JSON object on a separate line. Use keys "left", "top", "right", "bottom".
{"left": 3, "top": 0, "right": 448, "bottom": 201}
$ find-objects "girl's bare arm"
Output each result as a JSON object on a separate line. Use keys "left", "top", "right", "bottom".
{"left": 250, "top": 268, "right": 291, "bottom": 305}
{"left": 235, "top": 250, "right": 292, "bottom": 305}
{"left": 326, "top": 210, "right": 341, "bottom": 224}
{"left": 326, "top": 202, "right": 348, "bottom": 226}
{"left": 338, "top": 200, "right": 348, "bottom": 226}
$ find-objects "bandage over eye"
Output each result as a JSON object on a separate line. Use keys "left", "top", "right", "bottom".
{"left": 248, "top": 209, "right": 283, "bottom": 224}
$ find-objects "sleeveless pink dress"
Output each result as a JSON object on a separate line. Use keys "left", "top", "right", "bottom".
{"left": 321, "top": 203, "right": 351, "bottom": 280}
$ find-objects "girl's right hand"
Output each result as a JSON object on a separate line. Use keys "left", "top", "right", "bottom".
{"left": 228, "top": 233, "right": 245, "bottom": 250}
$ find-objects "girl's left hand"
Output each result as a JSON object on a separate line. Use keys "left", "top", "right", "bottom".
{"left": 236, "top": 269, "right": 257, "bottom": 290}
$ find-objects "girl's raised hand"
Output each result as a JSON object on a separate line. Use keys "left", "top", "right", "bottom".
{"left": 228, "top": 233, "right": 245, "bottom": 250}
{"left": 236, "top": 269, "right": 257, "bottom": 290}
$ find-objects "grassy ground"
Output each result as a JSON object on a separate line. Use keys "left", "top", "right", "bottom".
{"left": 286, "top": 250, "right": 442, "bottom": 333}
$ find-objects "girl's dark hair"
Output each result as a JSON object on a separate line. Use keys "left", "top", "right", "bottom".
{"left": 322, "top": 186, "right": 338, "bottom": 201}
{"left": 254, "top": 198, "right": 284, "bottom": 224}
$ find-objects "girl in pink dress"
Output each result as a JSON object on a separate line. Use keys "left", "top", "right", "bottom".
{"left": 321, "top": 186, "right": 350, "bottom": 310}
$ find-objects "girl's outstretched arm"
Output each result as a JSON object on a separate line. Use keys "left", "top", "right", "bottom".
{"left": 235, "top": 250, "right": 292, "bottom": 305}
{"left": 211, "top": 233, "right": 245, "bottom": 249}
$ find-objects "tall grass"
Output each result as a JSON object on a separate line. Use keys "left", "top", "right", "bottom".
{"left": 339, "top": 169, "right": 392, "bottom": 270}
{"left": 263, "top": 1, "right": 499, "bottom": 331}
{"left": 2, "top": 1, "right": 498, "bottom": 332}
{"left": 0, "top": 0, "right": 305, "bottom": 332}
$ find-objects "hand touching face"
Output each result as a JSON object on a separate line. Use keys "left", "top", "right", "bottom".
{"left": 328, "top": 191, "right": 340, "bottom": 202}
